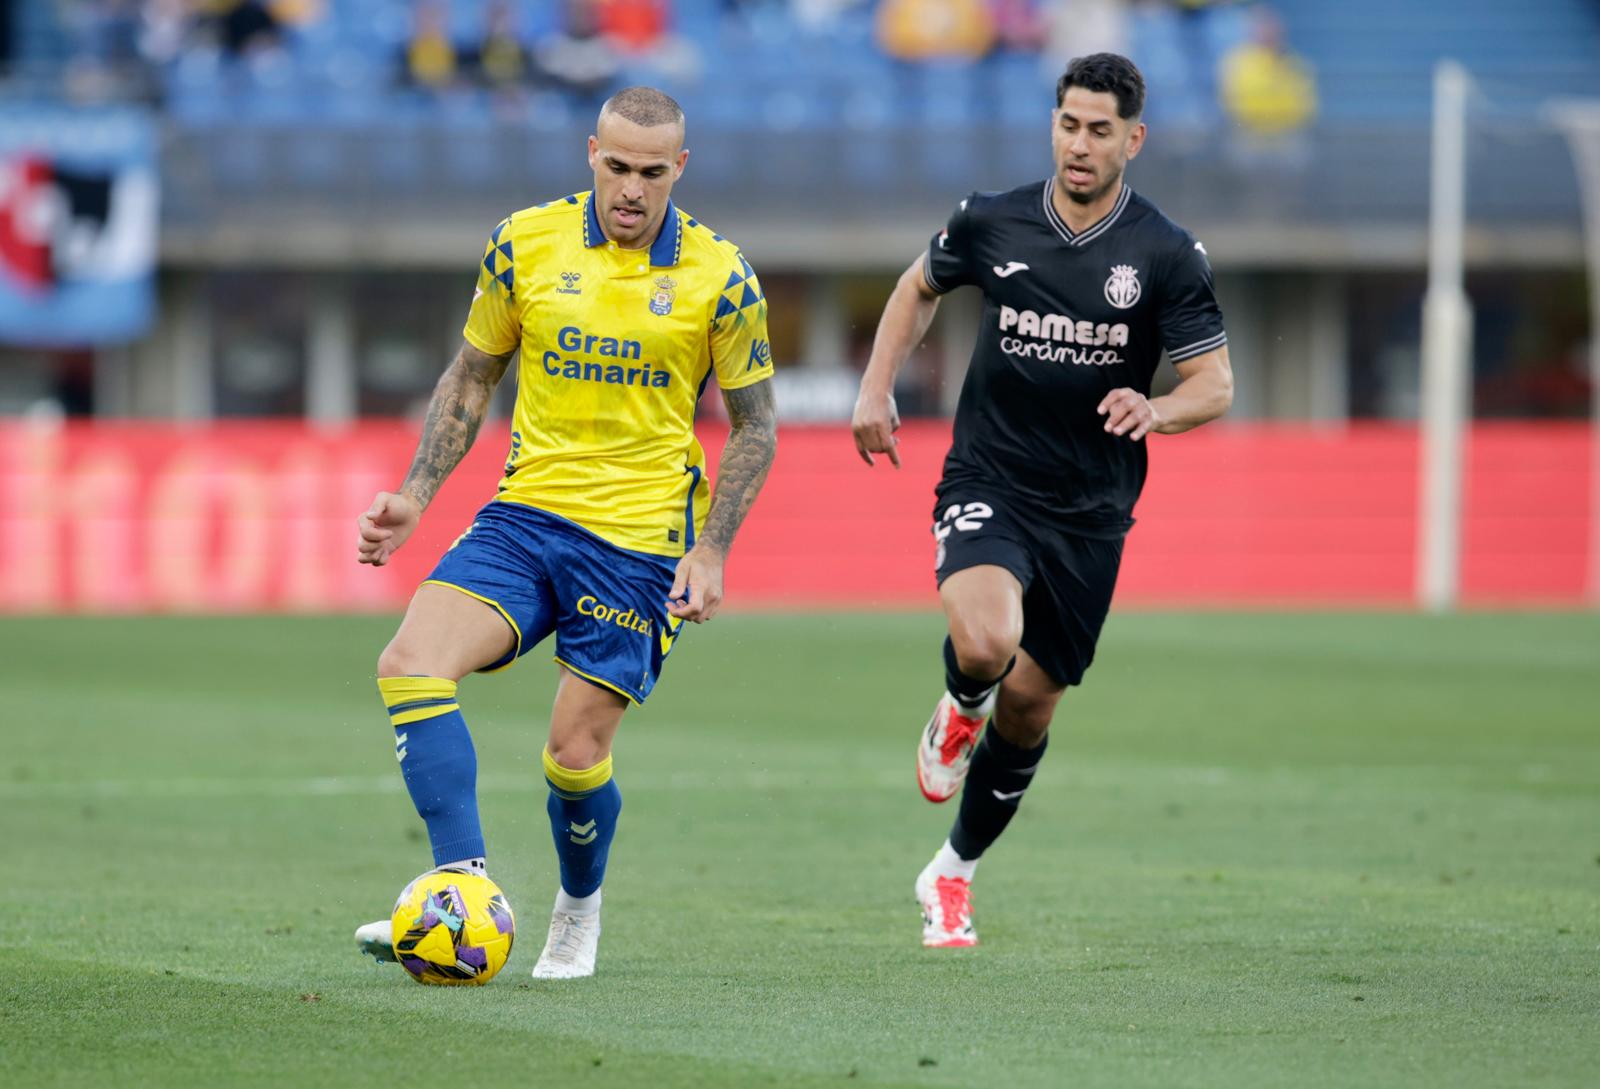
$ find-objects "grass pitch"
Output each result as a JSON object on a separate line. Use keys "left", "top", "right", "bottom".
{"left": 1, "top": 611, "right": 1597, "bottom": 1088}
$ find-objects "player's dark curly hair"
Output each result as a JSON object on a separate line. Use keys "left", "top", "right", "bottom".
{"left": 1056, "top": 54, "right": 1146, "bottom": 120}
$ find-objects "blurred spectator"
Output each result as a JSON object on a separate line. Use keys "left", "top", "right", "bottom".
{"left": 988, "top": 0, "right": 1045, "bottom": 54}
{"left": 201, "top": 0, "right": 285, "bottom": 58}
{"left": 137, "top": 0, "right": 193, "bottom": 69}
{"left": 877, "top": 0, "right": 995, "bottom": 61}
{"left": 400, "top": 0, "right": 460, "bottom": 92}
{"left": 597, "top": 0, "right": 668, "bottom": 54}
{"left": 468, "top": 0, "right": 529, "bottom": 94}
{"left": 1219, "top": 5, "right": 1316, "bottom": 136}
{"left": 535, "top": 0, "right": 621, "bottom": 103}
{"left": 268, "top": 0, "right": 325, "bottom": 28}
{"left": 1044, "top": 0, "right": 1126, "bottom": 68}
{"left": 597, "top": 0, "right": 702, "bottom": 83}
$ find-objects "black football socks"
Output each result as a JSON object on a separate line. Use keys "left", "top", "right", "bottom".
{"left": 943, "top": 635, "right": 1014, "bottom": 713}
{"left": 949, "top": 726, "right": 1048, "bottom": 861}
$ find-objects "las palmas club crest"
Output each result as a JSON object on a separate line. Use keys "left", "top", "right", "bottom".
{"left": 650, "top": 275, "right": 676, "bottom": 316}
{"left": 1104, "top": 264, "right": 1141, "bottom": 309}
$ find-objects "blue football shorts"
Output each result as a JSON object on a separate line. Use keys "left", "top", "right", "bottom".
{"left": 424, "top": 501, "right": 684, "bottom": 704}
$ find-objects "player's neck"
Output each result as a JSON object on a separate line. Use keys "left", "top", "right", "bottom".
{"left": 1051, "top": 177, "right": 1124, "bottom": 235}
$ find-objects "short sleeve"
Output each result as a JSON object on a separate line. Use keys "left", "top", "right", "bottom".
{"left": 709, "top": 251, "right": 773, "bottom": 390}
{"left": 462, "top": 218, "right": 522, "bottom": 356}
{"left": 1159, "top": 235, "right": 1228, "bottom": 364}
{"left": 923, "top": 195, "right": 979, "bottom": 294}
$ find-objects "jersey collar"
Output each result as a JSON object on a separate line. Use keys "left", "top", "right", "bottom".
{"left": 582, "top": 192, "right": 683, "bottom": 267}
{"left": 1042, "top": 178, "right": 1131, "bottom": 248}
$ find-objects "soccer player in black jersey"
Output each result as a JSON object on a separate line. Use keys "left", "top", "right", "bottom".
{"left": 852, "top": 54, "right": 1234, "bottom": 947}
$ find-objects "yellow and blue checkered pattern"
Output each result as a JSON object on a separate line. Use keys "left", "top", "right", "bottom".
{"left": 482, "top": 218, "right": 515, "bottom": 299}
{"left": 714, "top": 253, "right": 764, "bottom": 321}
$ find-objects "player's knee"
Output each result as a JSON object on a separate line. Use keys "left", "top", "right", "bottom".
{"left": 377, "top": 640, "right": 430, "bottom": 679}
{"left": 545, "top": 736, "right": 609, "bottom": 773}
{"left": 950, "top": 624, "right": 1020, "bottom": 681}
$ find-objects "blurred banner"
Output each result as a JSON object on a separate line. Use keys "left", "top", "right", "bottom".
{"left": 0, "top": 421, "right": 1589, "bottom": 613}
{"left": 0, "top": 111, "right": 158, "bottom": 345}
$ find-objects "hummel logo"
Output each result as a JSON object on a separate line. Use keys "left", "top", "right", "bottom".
{"left": 569, "top": 820, "right": 598, "bottom": 846}
{"left": 992, "top": 788, "right": 1026, "bottom": 801}
{"left": 993, "top": 261, "right": 1029, "bottom": 278}
{"left": 395, "top": 733, "right": 408, "bottom": 763}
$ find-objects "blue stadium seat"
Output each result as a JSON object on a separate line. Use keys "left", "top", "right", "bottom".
{"left": 11, "top": 0, "right": 1600, "bottom": 133}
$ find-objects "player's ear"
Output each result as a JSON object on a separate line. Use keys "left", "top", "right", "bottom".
{"left": 1124, "top": 121, "right": 1146, "bottom": 160}
{"left": 587, "top": 135, "right": 599, "bottom": 170}
{"left": 674, "top": 148, "right": 689, "bottom": 179}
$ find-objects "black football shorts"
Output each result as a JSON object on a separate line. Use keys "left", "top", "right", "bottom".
{"left": 931, "top": 485, "right": 1124, "bottom": 688}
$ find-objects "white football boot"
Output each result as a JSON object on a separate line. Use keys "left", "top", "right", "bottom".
{"left": 354, "top": 863, "right": 480, "bottom": 965}
{"left": 915, "top": 857, "right": 977, "bottom": 948}
{"left": 916, "top": 690, "right": 995, "bottom": 803}
{"left": 354, "top": 918, "right": 397, "bottom": 963}
{"left": 531, "top": 906, "right": 601, "bottom": 979}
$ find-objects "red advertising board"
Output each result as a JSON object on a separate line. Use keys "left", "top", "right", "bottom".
{"left": 0, "top": 420, "right": 1590, "bottom": 612}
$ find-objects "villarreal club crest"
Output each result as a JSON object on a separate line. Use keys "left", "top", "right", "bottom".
{"left": 649, "top": 275, "right": 676, "bottom": 316}
{"left": 390, "top": 870, "right": 515, "bottom": 985}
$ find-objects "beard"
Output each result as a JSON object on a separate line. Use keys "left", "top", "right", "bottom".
{"left": 1062, "top": 164, "right": 1122, "bottom": 205}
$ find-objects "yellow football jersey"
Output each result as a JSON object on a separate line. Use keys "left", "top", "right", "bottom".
{"left": 462, "top": 191, "right": 773, "bottom": 557}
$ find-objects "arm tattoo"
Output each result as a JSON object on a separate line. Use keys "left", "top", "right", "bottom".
{"left": 399, "top": 342, "right": 513, "bottom": 509}
{"left": 699, "top": 380, "right": 778, "bottom": 555}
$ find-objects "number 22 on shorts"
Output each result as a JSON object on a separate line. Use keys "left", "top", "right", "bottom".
{"left": 933, "top": 502, "right": 993, "bottom": 543}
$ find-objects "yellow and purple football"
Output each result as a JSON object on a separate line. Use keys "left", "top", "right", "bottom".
{"left": 390, "top": 871, "right": 515, "bottom": 986}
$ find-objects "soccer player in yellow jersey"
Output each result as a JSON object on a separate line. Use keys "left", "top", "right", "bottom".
{"left": 351, "top": 87, "right": 777, "bottom": 980}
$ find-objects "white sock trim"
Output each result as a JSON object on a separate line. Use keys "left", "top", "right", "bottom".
{"left": 437, "top": 857, "right": 487, "bottom": 876}
{"left": 555, "top": 887, "right": 602, "bottom": 916}
{"left": 949, "top": 687, "right": 997, "bottom": 717}
{"left": 932, "top": 839, "right": 979, "bottom": 880}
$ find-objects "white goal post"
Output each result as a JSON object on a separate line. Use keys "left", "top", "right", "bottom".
{"left": 1423, "top": 74, "right": 1600, "bottom": 610}
{"left": 1419, "top": 61, "right": 1472, "bottom": 612}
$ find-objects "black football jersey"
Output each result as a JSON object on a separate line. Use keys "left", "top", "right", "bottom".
{"left": 925, "top": 178, "right": 1227, "bottom": 537}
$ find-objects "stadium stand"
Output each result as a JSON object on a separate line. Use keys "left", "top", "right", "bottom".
{"left": 11, "top": 2, "right": 1597, "bottom": 126}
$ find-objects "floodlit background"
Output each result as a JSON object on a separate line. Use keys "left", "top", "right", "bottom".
{"left": 1, "top": 0, "right": 1597, "bottom": 610}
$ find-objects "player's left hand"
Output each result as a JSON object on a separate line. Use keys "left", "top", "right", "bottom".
{"left": 667, "top": 544, "right": 725, "bottom": 623}
{"left": 1097, "top": 388, "right": 1162, "bottom": 441}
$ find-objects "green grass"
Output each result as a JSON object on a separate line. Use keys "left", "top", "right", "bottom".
{"left": 1, "top": 611, "right": 1597, "bottom": 1088}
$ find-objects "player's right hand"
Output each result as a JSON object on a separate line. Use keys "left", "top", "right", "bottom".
{"left": 851, "top": 389, "right": 902, "bottom": 469}
{"left": 357, "top": 491, "right": 422, "bottom": 567}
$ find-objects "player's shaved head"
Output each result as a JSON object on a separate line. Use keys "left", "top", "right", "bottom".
{"left": 588, "top": 86, "right": 690, "bottom": 248}
{"left": 599, "top": 86, "right": 686, "bottom": 136}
